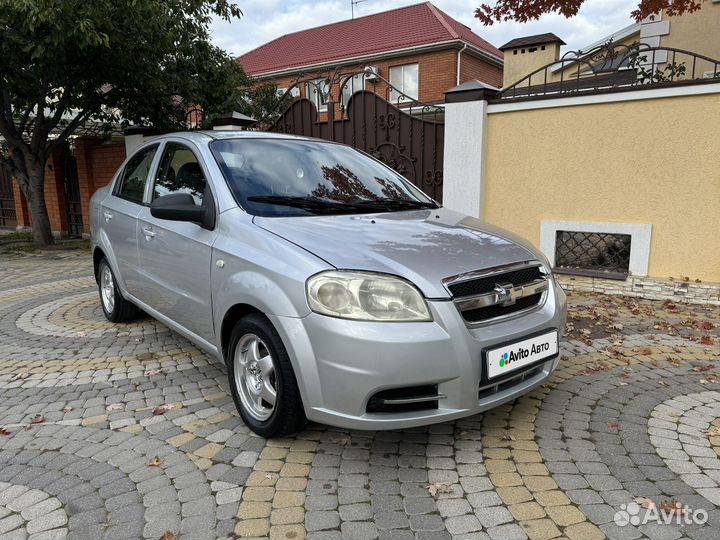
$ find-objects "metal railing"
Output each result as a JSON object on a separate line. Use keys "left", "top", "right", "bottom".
{"left": 495, "top": 42, "right": 720, "bottom": 103}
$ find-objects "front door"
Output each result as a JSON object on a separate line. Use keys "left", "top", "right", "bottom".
{"left": 61, "top": 149, "right": 83, "bottom": 237}
{"left": 101, "top": 144, "right": 159, "bottom": 295}
{"left": 137, "top": 141, "right": 217, "bottom": 342}
{"left": 0, "top": 163, "right": 16, "bottom": 229}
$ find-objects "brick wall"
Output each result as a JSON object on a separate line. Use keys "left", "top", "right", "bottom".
{"left": 461, "top": 53, "right": 503, "bottom": 88}
{"left": 12, "top": 137, "right": 126, "bottom": 236}
{"left": 266, "top": 47, "right": 502, "bottom": 107}
{"left": 75, "top": 138, "right": 126, "bottom": 235}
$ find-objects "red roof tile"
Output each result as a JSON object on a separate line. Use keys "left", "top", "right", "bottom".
{"left": 236, "top": 2, "right": 503, "bottom": 76}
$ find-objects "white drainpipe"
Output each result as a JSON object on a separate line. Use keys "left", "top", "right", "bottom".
{"left": 456, "top": 43, "right": 468, "bottom": 85}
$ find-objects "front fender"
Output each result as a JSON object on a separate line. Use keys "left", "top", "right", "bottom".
{"left": 213, "top": 269, "right": 310, "bottom": 322}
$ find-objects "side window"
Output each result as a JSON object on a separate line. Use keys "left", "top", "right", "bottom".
{"left": 153, "top": 143, "right": 206, "bottom": 205}
{"left": 115, "top": 145, "right": 158, "bottom": 203}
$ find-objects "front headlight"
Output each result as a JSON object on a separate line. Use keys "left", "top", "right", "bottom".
{"left": 306, "top": 271, "right": 432, "bottom": 322}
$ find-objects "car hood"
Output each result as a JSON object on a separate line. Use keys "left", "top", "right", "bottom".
{"left": 253, "top": 207, "right": 541, "bottom": 298}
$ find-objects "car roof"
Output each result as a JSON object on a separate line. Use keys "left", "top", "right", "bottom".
{"left": 149, "top": 130, "right": 322, "bottom": 144}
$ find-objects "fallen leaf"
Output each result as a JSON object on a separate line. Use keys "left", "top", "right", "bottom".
{"left": 608, "top": 323, "right": 624, "bottom": 331}
{"left": 147, "top": 456, "right": 163, "bottom": 467}
{"left": 106, "top": 403, "right": 124, "bottom": 412}
{"left": 145, "top": 368, "right": 163, "bottom": 376}
{"left": 700, "top": 322, "right": 715, "bottom": 331}
{"left": 501, "top": 431, "right": 516, "bottom": 441}
{"left": 62, "top": 406, "right": 73, "bottom": 413}
{"left": 153, "top": 403, "right": 176, "bottom": 416}
{"left": 12, "top": 372, "right": 31, "bottom": 381}
{"left": 700, "top": 336, "right": 714, "bottom": 346}
{"left": 264, "top": 473, "right": 277, "bottom": 480}
{"left": 159, "top": 533, "right": 176, "bottom": 540}
{"left": 634, "top": 496, "right": 655, "bottom": 509}
{"left": 659, "top": 499, "right": 685, "bottom": 515}
{"left": 330, "top": 435, "right": 352, "bottom": 446}
{"left": 607, "top": 421, "right": 619, "bottom": 429}
{"left": 639, "top": 348, "right": 652, "bottom": 355}
{"left": 426, "top": 482, "right": 453, "bottom": 497}
{"left": 695, "top": 278, "right": 702, "bottom": 283}
{"left": 0, "top": 427, "right": 11, "bottom": 436}
{"left": 692, "top": 365, "right": 713, "bottom": 372}
{"left": 30, "top": 415, "right": 44, "bottom": 424}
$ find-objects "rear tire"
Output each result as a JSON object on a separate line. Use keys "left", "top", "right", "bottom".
{"left": 227, "top": 314, "right": 306, "bottom": 437}
{"left": 98, "top": 258, "right": 138, "bottom": 323}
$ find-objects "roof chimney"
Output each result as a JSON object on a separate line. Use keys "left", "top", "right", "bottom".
{"left": 499, "top": 33, "right": 565, "bottom": 89}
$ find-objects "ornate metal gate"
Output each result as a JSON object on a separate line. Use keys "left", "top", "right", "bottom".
{"left": 61, "top": 148, "right": 83, "bottom": 237}
{"left": 268, "top": 69, "right": 445, "bottom": 202}
{"left": 0, "top": 163, "right": 17, "bottom": 229}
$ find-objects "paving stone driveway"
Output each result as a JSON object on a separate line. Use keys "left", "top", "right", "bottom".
{"left": 1, "top": 250, "right": 719, "bottom": 540}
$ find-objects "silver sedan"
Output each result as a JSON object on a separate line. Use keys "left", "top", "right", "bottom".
{"left": 91, "top": 131, "right": 566, "bottom": 437}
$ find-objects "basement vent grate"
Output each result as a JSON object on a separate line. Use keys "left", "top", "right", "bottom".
{"left": 554, "top": 230, "right": 631, "bottom": 280}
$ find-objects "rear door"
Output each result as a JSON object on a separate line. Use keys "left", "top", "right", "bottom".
{"left": 136, "top": 140, "right": 217, "bottom": 342}
{"left": 101, "top": 144, "right": 159, "bottom": 295}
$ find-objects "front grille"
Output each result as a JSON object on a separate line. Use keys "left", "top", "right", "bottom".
{"left": 463, "top": 293, "right": 543, "bottom": 322}
{"left": 445, "top": 263, "right": 547, "bottom": 325}
{"left": 447, "top": 266, "right": 543, "bottom": 298}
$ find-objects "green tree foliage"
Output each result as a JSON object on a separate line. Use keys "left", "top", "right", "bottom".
{"left": 0, "top": 0, "right": 278, "bottom": 244}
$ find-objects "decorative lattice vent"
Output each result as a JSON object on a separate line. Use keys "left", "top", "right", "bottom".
{"left": 554, "top": 231, "right": 631, "bottom": 280}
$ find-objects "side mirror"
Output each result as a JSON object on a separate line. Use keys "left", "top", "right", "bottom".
{"left": 151, "top": 193, "right": 213, "bottom": 229}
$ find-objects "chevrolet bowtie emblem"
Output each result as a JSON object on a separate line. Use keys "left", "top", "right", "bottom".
{"left": 493, "top": 282, "right": 517, "bottom": 307}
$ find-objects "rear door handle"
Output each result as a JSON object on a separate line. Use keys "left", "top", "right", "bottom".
{"left": 142, "top": 227, "right": 155, "bottom": 239}
{"left": 103, "top": 211, "right": 113, "bottom": 222}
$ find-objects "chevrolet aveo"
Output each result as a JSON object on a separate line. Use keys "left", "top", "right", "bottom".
{"left": 90, "top": 131, "right": 567, "bottom": 437}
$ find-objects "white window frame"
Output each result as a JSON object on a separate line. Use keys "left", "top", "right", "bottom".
{"left": 389, "top": 63, "right": 419, "bottom": 102}
{"left": 306, "top": 79, "right": 328, "bottom": 112}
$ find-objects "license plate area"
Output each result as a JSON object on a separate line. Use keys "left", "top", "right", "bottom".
{"left": 484, "top": 329, "right": 558, "bottom": 381}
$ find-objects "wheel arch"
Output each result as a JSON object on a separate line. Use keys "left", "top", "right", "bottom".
{"left": 93, "top": 246, "right": 106, "bottom": 283}
{"left": 220, "top": 303, "right": 264, "bottom": 360}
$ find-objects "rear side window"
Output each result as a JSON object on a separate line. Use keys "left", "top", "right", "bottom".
{"left": 152, "top": 143, "right": 206, "bottom": 205}
{"left": 115, "top": 145, "right": 158, "bottom": 203}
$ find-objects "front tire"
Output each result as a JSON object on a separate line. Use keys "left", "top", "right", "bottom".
{"left": 227, "top": 314, "right": 306, "bottom": 437}
{"left": 98, "top": 258, "right": 137, "bottom": 323}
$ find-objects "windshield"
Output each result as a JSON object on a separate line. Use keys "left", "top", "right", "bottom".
{"left": 209, "top": 138, "right": 438, "bottom": 217}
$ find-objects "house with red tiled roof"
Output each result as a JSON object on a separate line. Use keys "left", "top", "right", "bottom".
{"left": 236, "top": 2, "right": 503, "bottom": 108}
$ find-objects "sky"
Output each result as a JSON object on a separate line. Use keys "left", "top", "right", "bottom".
{"left": 210, "top": 0, "right": 640, "bottom": 59}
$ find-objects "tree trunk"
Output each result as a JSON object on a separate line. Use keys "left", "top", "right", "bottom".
{"left": 26, "top": 160, "right": 55, "bottom": 246}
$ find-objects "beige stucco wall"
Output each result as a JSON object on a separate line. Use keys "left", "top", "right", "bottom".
{"left": 662, "top": 0, "right": 720, "bottom": 75}
{"left": 484, "top": 92, "right": 720, "bottom": 282}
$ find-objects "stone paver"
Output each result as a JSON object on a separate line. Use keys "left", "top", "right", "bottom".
{"left": 0, "top": 250, "right": 719, "bottom": 539}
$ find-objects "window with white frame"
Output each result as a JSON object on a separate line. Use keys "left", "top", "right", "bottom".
{"left": 306, "top": 79, "right": 328, "bottom": 112}
{"left": 389, "top": 63, "right": 419, "bottom": 103}
{"left": 340, "top": 74, "right": 367, "bottom": 109}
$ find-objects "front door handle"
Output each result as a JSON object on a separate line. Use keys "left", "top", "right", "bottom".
{"left": 103, "top": 211, "right": 113, "bottom": 223}
{"left": 142, "top": 227, "right": 155, "bottom": 239}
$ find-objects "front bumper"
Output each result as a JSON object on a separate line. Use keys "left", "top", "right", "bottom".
{"left": 270, "top": 281, "right": 567, "bottom": 430}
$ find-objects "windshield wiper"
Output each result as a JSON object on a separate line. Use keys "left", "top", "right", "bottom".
{"left": 246, "top": 195, "right": 361, "bottom": 214}
{"left": 349, "top": 198, "right": 439, "bottom": 210}
{"left": 247, "top": 195, "right": 439, "bottom": 214}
